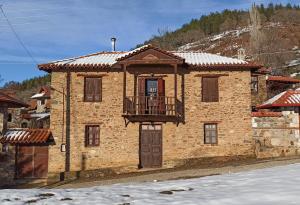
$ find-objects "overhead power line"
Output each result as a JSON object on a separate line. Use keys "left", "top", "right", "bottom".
{"left": 0, "top": 5, "right": 38, "bottom": 65}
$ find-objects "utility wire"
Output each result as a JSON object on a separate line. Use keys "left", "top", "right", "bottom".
{"left": 0, "top": 5, "right": 38, "bottom": 65}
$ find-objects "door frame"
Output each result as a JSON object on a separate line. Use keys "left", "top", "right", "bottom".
{"left": 139, "top": 123, "right": 163, "bottom": 169}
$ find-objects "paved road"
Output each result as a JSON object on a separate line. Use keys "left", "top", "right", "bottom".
{"left": 55, "top": 157, "right": 300, "bottom": 189}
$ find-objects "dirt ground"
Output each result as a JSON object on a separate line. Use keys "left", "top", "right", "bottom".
{"left": 52, "top": 156, "right": 300, "bottom": 189}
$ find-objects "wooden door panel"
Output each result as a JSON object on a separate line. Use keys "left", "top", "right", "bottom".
{"left": 33, "top": 146, "right": 48, "bottom": 178}
{"left": 16, "top": 145, "right": 48, "bottom": 179}
{"left": 16, "top": 146, "right": 34, "bottom": 178}
{"left": 140, "top": 125, "right": 162, "bottom": 168}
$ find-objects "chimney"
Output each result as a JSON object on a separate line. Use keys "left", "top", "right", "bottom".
{"left": 238, "top": 48, "right": 246, "bottom": 60}
{"left": 111, "top": 37, "right": 116, "bottom": 51}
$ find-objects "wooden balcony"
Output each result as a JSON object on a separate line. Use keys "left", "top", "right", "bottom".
{"left": 123, "top": 96, "right": 183, "bottom": 123}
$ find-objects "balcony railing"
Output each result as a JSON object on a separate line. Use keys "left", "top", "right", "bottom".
{"left": 124, "top": 96, "right": 183, "bottom": 116}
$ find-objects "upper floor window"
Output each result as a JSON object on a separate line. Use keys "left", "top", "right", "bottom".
{"left": 204, "top": 123, "right": 218, "bottom": 144}
{"left": 85, "top": 125, "right": 100, "bottom": 147}
{"left": 202, "top": 77, "right": 219, "bottom": 102}
{"left": 84, "top": 77, "right": 102, "bottom": 102}
{"left": 251, "top": 76, "right": 258, "bottom": 93}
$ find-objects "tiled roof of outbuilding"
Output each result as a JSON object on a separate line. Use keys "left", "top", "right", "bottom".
{"left": 258, "top": 89, "right": 300, "bottom": 109}
{"left": 0, "top": 91, "right": 28, "bottom": 108}
{"left": 0, "top": 129, "right": 52, "bottom": 144}
{"left": 267, "top": 76, "right": 300, "bottom": 83}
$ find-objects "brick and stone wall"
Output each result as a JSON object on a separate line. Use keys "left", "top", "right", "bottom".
{"left": 48, "top": 68, "right": 254, "bottom": 175}
{"left": 252, "top": 111, "right": 300, "bottom": 158}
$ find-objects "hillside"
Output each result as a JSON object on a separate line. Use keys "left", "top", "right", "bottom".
{"left": 1, "top": 74, "right": 50, "bottom": 102}
{"left": 141, "top": 3, "right": 300, "bottom": 77}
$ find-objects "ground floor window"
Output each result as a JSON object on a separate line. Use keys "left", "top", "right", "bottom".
{"left": 85, "top": 125, "right": 100, "bottom": 147}
{"left": 204, "top": 123, "right": 218, "bottom": 144}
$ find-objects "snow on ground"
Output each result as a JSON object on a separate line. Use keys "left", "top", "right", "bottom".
{"left": 1, "top": 163, "right": 300, "bottom": 205}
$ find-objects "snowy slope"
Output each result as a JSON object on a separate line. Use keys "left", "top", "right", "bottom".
{"left": 1, "top": 163, "right": 300, "bottom": 205}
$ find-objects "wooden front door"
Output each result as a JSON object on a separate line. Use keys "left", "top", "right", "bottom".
{"left": 16, "top": 145, "right": 48, "bottom": 179}
{"left": 140, "top": 124, "right": 162, "bottom": 168}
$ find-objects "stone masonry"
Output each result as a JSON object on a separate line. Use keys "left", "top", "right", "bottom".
{"left": 48, "top": 68, "right": 254, "bottom": 176}
{"left": 253, "top": 111, "right": 300, "bottom": 158}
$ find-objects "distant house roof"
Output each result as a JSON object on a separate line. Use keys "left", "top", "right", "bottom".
{"left": 257, "top": 89, "right": 300, "bottom": 109}
{"left": 0, "top": 91, "right": 28, "bottom": 108}
{"left": 31, "top": 86, "right": 51, "bottom": 99}
{"left": 39, "top": 44, "right": 260, "bottom": 71}
{"left": 0, "top": 128, "right": 52, "bottom": 144}
{"left": 267, "top": 76, "right": 300, "bottom": 83}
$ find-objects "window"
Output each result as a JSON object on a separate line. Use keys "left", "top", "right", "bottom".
{"left": 84, "top": 77, "right": 102, "bottom": 102}
{"left": 251, "top": 76, "right": 258, "bottom": 93}
{"left": 85, "top": 125, "right": 100, "bottom": 147}
{"left": 7, "top": 113, "right": 12, "bottom": 122}
{"left": 204, "top": 124, "right": 218, "bottom": 144}
{"left": 202, "top": 77, "right": 219, "bottom": 102}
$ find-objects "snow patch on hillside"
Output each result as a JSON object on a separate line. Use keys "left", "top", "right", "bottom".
{"left": 178, "top": 22, "right": 282, "bottom": 52}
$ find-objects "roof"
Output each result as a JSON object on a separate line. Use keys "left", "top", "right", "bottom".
{"left": 252, "top": 111, "right": 283, "bottom": 117}
{"left": 257, "top": 88, "right": 300, "bottom": 109}
{"left": 30, "top": 113, "right": 50, "bottom": 120}
{"left": 31, "top": 86, "right": 51, "bottom": 99}
{"left": 39, "top": 44, "right": 259, "bottom": 71}
{"left": 267, "top": 76, "right": 300, "bottom": 83}
{"left": 0, "top": 129, "right": 52, "bottom": 144}
{"left": 0, "top": 91, "right": 28, "bottom": 108}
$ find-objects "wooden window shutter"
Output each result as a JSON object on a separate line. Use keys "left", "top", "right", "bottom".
{"left": 85, "top": 125, "right": 100, "bottom": 147}
{"left": 94, "top": 78, "right": 102, "bottom": 102}
{"left": 157, "top": 78, "right": 166, "bottom": 114}
{"left": 157, "top": 78, "right": 165, "bottom": 97}
{"left": 202, "top": 77, "right": 219, "bottom": 102}
{"left": 84, "top": 77, "right": 102, "bottom": 102}
{"left": 94, "top": 126, "right": 100, "bottom": 146}
{"left": 85, "top": 78, "right": 94, "bottom": 102}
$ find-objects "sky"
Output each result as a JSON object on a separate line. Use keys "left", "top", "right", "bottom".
{"left": 0, "top": 0, "right": 298, "bottom": 86}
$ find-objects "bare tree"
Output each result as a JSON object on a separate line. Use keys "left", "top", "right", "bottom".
{"left": 249, "top": 3, "right": 266, "bottom": 57}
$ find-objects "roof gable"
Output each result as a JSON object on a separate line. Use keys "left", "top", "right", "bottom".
{"left": 258, "top": 89, "right": 300, "bottom": 108}
{"left": 116, "top": 44, "right": 184, "bottom": 63}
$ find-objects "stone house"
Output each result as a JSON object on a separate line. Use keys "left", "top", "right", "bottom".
{"left": 0, "top": 90, "right": 53, "bottom": 186}
{"left": 252, "top": 88, "right": 300, "bottom": 158}
{"left": 21, "top": 86, "right": 51, "bottom": 129}
{"left": 251, "top": 72, "right": 300, "bottom": 110}
{"left": 36, "top": 44, "right": 263, "bottom": 181}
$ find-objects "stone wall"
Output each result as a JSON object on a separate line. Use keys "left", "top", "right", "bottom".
{"left": 48, "top": 68, "right": 254, "bottom": 175}
{"left": 251, "top": 74, "right": 267, "bottom": 108}
{"left": 0, "top": 145, "right": 15, "bottom": 187}
{"left": 252, "top": 111, "right": 300, "bottom": 158}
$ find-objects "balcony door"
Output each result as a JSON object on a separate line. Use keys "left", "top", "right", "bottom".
{"left": 138, "top": 78, "right": 165, "bottom": 115}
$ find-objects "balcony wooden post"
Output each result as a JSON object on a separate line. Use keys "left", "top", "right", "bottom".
{"left": 174, "top": 64, "right": 178, "bottom": 116}
{"left": 134, "top": 73, "right": 137, "bottom": 114}
{"left": 123, "top": 64, "right": 127, "bottom": 114}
